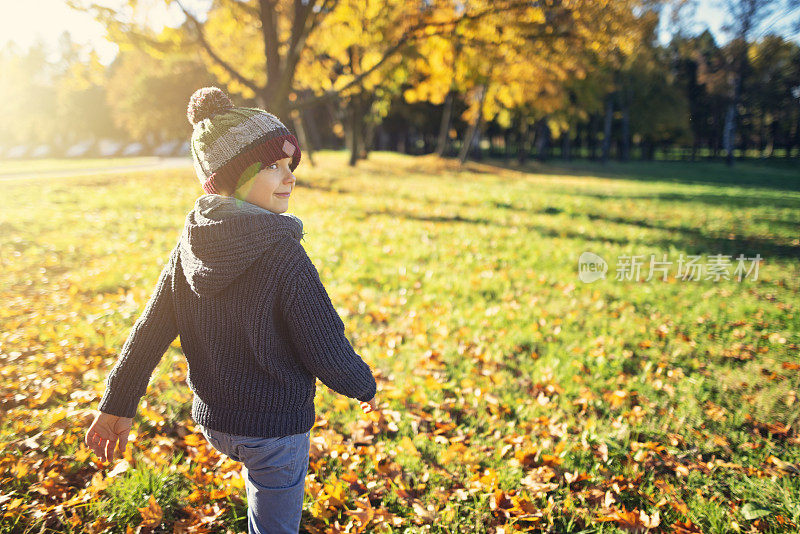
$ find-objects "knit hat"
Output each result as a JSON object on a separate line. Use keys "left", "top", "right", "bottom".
{"left": 186, "top": 87, "right": 301, "bottom": 195}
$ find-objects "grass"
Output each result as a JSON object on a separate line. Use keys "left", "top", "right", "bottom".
{"left": 0, "top": 157, "right": 160, "bottom": 176}
{"left": 1, "top": 150, "right": 798, "bottom": 533}
{"left": 505, "top": 157, "right": 800, "bottom": 191}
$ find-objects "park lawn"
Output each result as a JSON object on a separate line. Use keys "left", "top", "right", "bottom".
{"left": 0, "top": 157, "right": 163, "bottom": 176}
{"left": 1, "top": 150, "right": 798, "bottom": 533}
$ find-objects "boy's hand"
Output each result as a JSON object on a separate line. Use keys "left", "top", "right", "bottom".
{"left": 85, "top": 411, "right": 133, "bottom": 462}
{"left": 360, "top": 396, "right": 378, "bottom": 414}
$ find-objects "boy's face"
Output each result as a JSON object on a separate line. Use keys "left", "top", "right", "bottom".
{"left": 234, "top": 157, "right": 296, "bottom": 214}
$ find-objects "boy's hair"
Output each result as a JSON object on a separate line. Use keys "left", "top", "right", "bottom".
{"left": 187, "top": 87, "right": 301, "bottom": 195}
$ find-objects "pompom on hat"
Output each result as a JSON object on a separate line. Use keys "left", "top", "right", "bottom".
{"left": 187, "top": 86, "right": 301, "bottom": 195}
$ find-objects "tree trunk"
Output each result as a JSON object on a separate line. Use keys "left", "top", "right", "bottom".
{"left": 601, "top": 93, "right": 614, "bottom": 165}
{"left": 795, "top": 110, "right": 800, "bottom": 158}
{"left": 436, "top": 90, "right": 455, "bottom": 157}
{"left": 646, "top": 140, "right": 655, "bottom": 161}
{"left": 723, "top": 50, "right": 746, "bottom": 167}
{"left": 534, "top": 118, "right": 550, "bottom": 161}
{"left": 291, "top": 110, "right": 314, "bottom": 167}
{"left": 621, "top": 95, "right": 630, "bottom": 162}
{"left": 471, "top": 126, "right": 484, "bottom": 161}
{"left": 304, "top": 107, "right": 324, "bottom": 152}
{"left": 354, "top": 94, "right": 373, "bottom": 160}
{"left": 459, "top": 84, "right": 487, "bottom": 165}
{"left": 589, "top": 115, "right": 598, "bottom": 161}
{"left": 376, "top": 124, "right": 390, "bottom": 150}
{"left": 357, "top": 93, "right": 376, "bottom": 160}
{"left": 791, "top": 110, "right": 800, "bottom": 158}
{"left": 324, "top": 97, "right": 343, "bottom": 150}
{"left": 722, "top": 99, "right": 736, "bottom": 165}
{"left": 361, "top": 118, "right": 376, "bottom": 159}
{"left": 765, "top": 115, "right": 775, "bottom": 157}
{"left": 397, "top": 129, "right": 406, "bottom": 153}
{"left": 348, "top": 94, "right": 361, "bottom": 166}
{"left": 517, "top": 118, "right": 530, "bottom": 166}
{"left": 562, "top": 127, "right": 571, "bottom": 161}
{"left": 436, "top": 40, "right": 463, "bottom": 158}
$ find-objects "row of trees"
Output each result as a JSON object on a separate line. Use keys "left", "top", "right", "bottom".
{"left": 0, "top": 33, "right": 217, "bottom": 156}
{"left": 2, "top": 0, "right": 799, "bottom": 166}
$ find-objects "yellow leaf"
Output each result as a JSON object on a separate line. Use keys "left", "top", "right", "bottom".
{"left": 397, "top": 436, "right": 420, "bottom": 457}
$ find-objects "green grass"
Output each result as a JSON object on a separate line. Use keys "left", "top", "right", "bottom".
{"left": 1, "top": 150, "right": 798, "bottom": 533}
{"left": 510, "top": 157, "right": 800, "bottom": 191}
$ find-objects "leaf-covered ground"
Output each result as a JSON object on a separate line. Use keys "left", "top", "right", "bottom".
{"left": 1, "top": 151, "right": 798, "bottom": 533}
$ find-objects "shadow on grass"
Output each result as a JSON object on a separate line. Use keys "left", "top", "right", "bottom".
{"left": 468, "top": 157, "right": 800, "bottom": 192}
{"left": 361, "top": 208, "right": 800, "bottom": 261}
{"left": 486, "top": 198, "right": 798, "bottom": 231}
{"left": 566, "top": 190, "right": 800, "bottom": 212}
{"left": 576, "top": 211, "right": 800, "bottom": 260}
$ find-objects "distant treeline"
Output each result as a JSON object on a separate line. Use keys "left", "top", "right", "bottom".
{"left": 1, "top": 3, "right": 798, "bottom": 166}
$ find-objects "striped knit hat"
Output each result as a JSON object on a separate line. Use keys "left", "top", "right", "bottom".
{"left": 186, "top": 87, "right": 301, "bottom": 195}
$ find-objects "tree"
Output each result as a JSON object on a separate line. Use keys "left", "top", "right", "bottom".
{"left": 744, "top": 35, "right": 800, "bottom": 156}
{"left": 295, "top": 0, "right": 426, "bottom": 165}
{"left": 70, "top": 0, "right": 534, "bottom": 166}
{"left": 403, "top": 0, "right": 650, "bottom": 165}
{"left": 0, "top": 41, "right": 60, "bottom": 149}
{"left": 719, "top": 0, "right": 800, "bottom": 165}
{"left": 669, "top": 30, "right": 726, "bottom": 159}
{"left": 55, "top": 33, "right": 118, "bottom": 148}
{"left": 105, "top": 48, "right": 218, "bottom": 144}
{"left": 0, "top": 35, "right": 119, "bottom": 154}
{"left": 74, "top": 0, "right": 664, "bottom": 167}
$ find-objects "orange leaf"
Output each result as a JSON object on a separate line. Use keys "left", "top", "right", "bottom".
{"left": 137, "top": 494, "right": 162, "bottom": 528}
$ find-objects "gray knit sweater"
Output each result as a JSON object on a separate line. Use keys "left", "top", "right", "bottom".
{"left": 97, "top": 194, "right": 377, "bottom": 438}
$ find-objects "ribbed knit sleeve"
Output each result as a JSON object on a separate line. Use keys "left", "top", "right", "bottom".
{"left": 97, "top": 246, "right": 180, "bottom": 418}
{"left": 279, "top": 240, "right": 377, "bottom": 403}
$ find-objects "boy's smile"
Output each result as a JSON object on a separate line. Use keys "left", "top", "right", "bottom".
{"left": 234, "top": 156, "right": 296, "bottom": 214}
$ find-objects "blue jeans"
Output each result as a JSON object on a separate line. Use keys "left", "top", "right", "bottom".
{"left": 197, "top": 424, "right": 311, "bottom": 534}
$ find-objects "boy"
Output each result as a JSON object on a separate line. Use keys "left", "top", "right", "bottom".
{"left": 85, "top": 87, "right": 378, "bottom": 533}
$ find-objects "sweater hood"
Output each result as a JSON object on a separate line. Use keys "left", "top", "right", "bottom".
{"left": 178, "top": 194, "right": 304, "bottom": 297}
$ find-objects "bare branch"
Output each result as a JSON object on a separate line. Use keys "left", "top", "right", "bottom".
{"left": 175, "top": 0, "right": 261, "bottom": 94}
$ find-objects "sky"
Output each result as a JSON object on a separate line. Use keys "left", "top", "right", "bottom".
{"left": 657, "top": 0, "right": 800, "bottom": 44}
{"left": 0, "top": 0, "right": 797, "bottom": 67}
{"left": 0, "top": 0, "right": 210, "bottom": 65}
